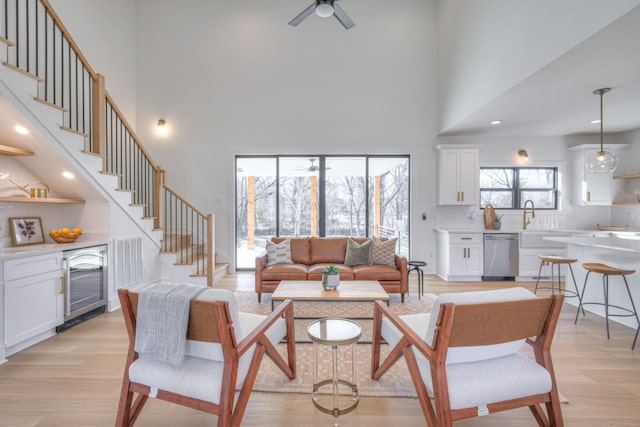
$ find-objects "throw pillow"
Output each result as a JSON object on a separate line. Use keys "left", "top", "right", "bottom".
{"left": 344, "top": 238, "right": 372, "bottom": 266}
{"left": 266, "top": 239, "right": 293, "bottom": 267}
{"left": 371, "top": 237, "right": 397, "bottom": 267}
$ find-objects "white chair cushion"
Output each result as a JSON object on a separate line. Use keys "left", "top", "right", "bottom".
{"left": 129, "top": 355, "right": 226, "bottom": 404}
{"left": 381, "top": 313, "right": 430, "bottom": 349}
{"left": 415, "top": 352, "right": 552, "bottom": 410}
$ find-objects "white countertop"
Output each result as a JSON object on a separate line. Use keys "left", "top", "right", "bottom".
{"left": 544, "top": 235, "right": 640, "bottom": 254}
{"left": 1, "top": 236, "right": 109, "bottom": 259}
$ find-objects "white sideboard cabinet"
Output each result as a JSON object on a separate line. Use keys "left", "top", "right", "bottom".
{"left": 3, "top": 252, "right": 64, "bottom": 354}
{"left": 435, "top": 145, "right": 479, "bottom": 206}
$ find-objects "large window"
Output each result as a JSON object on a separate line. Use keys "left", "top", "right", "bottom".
{"left": 480, "top": 167, "right": 558, "bottom": 209}
{"left": 236, "top": 155, "right": 410, "bottom": 269}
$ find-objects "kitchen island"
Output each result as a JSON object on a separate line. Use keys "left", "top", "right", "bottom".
{"left": 544, "top": 234, "right": 640, "bottom": 332}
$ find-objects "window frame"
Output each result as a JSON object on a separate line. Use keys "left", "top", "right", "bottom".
{"left": 479, "top": 167, "right": 558, "bottom": 210}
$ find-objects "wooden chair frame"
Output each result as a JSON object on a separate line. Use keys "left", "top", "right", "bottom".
{"left": 116, "top": 288, "right": 296, "bottom": 427}
{"left": 371, "top": 294, "right": 564, "bottom": 427}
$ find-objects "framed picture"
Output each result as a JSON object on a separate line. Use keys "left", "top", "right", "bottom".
{"left": 9, "top": 217, "right": 45, "bottom": 246}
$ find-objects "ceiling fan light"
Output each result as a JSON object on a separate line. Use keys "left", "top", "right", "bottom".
{"left": 315, "top": 2, "right": 334, "bottom": 17}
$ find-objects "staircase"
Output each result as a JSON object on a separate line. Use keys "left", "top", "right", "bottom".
{"left": 0, "top": 0, "right": 227, "bottom": 285}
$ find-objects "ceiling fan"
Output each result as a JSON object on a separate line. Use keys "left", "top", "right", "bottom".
{"left": 289, "top": 0, "right": 355, "bottom": 30}
{"left": 295, "top": 159, "right": 331, "bottom": 172}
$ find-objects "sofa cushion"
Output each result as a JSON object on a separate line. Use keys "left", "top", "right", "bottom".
{"left": 371, "top": 237, "right": 397, "bottom": 267}
{"left": 272, "top": 237, "right": 310, "bottom": 265}
{"left": 261, "top": 263, "right": 309, "bottom": 281}
{"left": 307, "top": 264, "right": 354, "bottom": 280}
{"left": 310, "top": 237, "right": 347, "bottom": 264}
{"left": 352, "top": 264, "right": 401, "bottom": 281}
{"left": 344, "top": 238, "right": 372, "bottom": 266}
{"left": 266, "top": 239, "right": 293, "bottom": 267}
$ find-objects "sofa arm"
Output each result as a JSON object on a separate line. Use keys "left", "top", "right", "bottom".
{"left": 395, "top": 255, "right": 408, "bottom": 294}
{"left": 255, "top": 252, "right": 268, "bottom": 292}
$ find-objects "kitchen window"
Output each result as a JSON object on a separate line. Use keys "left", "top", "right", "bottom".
{"left": 480, "top": 167, "right": 558, "bottom": 209}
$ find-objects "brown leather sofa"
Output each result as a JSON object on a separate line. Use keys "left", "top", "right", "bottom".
{"left": 255, "top": 237, "right": 408, "bottom": 302}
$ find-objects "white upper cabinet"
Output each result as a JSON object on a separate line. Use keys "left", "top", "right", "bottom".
{"left": 435, "top": 145, "right": 479, "bottom": 205}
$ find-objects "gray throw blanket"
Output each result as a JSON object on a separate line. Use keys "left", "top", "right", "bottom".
{"left": 134, "top": 282, "right": 206, "bottom": 367}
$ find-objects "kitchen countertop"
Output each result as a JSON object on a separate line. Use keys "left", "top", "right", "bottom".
{"left": 544, "top": 235, "right": 640, "bottom": 254}
{"left": 1, "top": 235, "right": 109, "bottom": 260}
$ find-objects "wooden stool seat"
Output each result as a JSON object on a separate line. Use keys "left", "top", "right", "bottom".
{"left": 538, "top": 255, "right": 577, "bottom": 264}
{"left": 576, "top": 263, "right": 639, "bottom": 350}
{"left": 582, "top": 263, "right": 636, "bottom": 276}
{"left": 534, "top": 255, "right": 580, "bottom": 300}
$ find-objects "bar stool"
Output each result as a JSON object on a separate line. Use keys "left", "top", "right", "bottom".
{"left": 407, "top": 260, "right": 426, "bottom": 299}
{"left": 534, "top": 255, "right": 581, "bottom": 299}
{"left": 575, "top": 263, "right": 639, "bottom": 350}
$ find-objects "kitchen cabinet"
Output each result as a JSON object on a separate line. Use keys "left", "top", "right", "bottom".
{"left": 3, "top": 252, "right": 63, "bottom": 353}
{"left": 436, "top": 231, "right": 483, "bottom": 280}
{"left": 435, "top": 145, "right": 479, "bottom": 205}
{"left": 570, "top": 144, "right": 628, "bottom": 206}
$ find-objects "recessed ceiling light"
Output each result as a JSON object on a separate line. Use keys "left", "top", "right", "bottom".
{"left": 590, "top": 119, "right": 601, "bottom": 124}
{"left": 490, "top": 120, "right": 502, "bottom": 125}
{"left": 14, "top": 125, "right": 29, "bottom": 135}
{"left": 62, "top": 171, "right": 75, "bottom": 179}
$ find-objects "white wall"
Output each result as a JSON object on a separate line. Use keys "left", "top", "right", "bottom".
{"left": 134, "top": 0, "right": 438, "bottom": 269}
{"left": 49, "top": 0, "right": 137, "bottom": 127}
{"left": 436, "top": 0, "right": 640, "bottom": 133}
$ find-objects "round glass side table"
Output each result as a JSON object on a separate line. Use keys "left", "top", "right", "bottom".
{"left": 307, "top": 317, "right": 362, "bottom": 424}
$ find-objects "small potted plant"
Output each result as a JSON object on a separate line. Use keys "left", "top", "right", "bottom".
{"left": 322, "top": 265, "right": 340, "bottom": 290}
{"left": 494, "top": 214, "right": 503, "bottom": 230}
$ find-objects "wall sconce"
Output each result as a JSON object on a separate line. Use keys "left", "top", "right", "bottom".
{"left": 518, "top": 149, "right": 529, "bottom": 162}
{"left": 156, "top": 119, "right": 168, "bottom": 136}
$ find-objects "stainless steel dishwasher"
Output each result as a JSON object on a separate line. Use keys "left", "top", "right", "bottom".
{"left": 483, "top": 233, "right": 519, "bottom": 280}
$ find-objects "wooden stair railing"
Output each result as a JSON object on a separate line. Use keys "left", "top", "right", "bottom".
{"left": 1, "top": 0, "right": 215, "bottom": 285}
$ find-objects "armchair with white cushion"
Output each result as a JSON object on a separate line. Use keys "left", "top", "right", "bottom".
{"left": 371, "top": 287, "right": 564, "bottom": 426}
{"left": 116, "top": 287, "right": 296, "bottom": 427}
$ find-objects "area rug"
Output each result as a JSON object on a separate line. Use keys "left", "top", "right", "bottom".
{"left": 235, "top": 290, "right": 437, "bottom": 343}
{"left": 234, "top": 290, "right": 435, "bottom": 397}
{"left": 236, "top": 290, "right": 568, "bottom": 403}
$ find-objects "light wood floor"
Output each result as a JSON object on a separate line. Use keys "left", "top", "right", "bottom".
{"left": 1, "top": 274, "right": 639, "bottom": 426}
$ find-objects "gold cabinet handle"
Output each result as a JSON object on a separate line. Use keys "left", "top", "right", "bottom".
{"left": 461, "top": 191, "right": 464, "bottom": 201}
{"left": 587, "top": 191, "right": 591, "bottom": 202}
{"left": 461, "top": 237, "right": 472, "bottom": 240}
{"left": 60, "top": 276, "right": 65, "bottom": 294}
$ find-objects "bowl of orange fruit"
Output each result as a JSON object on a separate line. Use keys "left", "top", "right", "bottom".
{"left": 49, "top": 227, "right": 82, "bottom": 243}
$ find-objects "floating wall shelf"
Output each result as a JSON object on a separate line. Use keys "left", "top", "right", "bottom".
{"left": 0, "top": 144, "right": 34, "bottom": 156}
{"left": 0, "top": 197, "right": 85, "bottom": 204}
{"left": 613, "top": 174, "right": 640, "bottom": 180}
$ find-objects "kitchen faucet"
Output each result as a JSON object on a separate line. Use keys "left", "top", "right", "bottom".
{"left": 523, "top": 199, "right": 536, "bottom": 230}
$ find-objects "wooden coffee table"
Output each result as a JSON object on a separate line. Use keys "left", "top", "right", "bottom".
{"left": 271, "top": 280, "right": 389, "bottom": 311}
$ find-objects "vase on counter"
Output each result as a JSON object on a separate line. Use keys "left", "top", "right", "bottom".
{"left": 493, "top": 221, "right": 502, "bottom": 230}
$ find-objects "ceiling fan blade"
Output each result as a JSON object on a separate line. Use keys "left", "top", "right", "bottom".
{"left": 333, "top": 3, "right": 355, "bottom": 29}
{"left": 288, "top": 3, "right": 316, "bottom": 27}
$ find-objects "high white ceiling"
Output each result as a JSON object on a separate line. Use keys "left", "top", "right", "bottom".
{"left": 439, "top": 4, "right": 640, "bottom": 137}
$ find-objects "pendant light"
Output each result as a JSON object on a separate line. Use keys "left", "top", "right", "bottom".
{"left": 586, "top": 88, "right": 618, "bottom": 174}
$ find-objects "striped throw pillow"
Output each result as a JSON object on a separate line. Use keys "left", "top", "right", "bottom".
{"left": 266, "top": 239, "right": 293, "bottom": 267}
